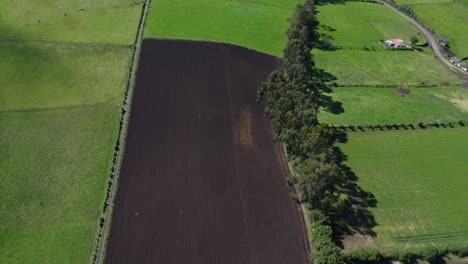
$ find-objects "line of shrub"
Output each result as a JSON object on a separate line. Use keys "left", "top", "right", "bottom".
{"left": 90, "top": 1, "right": 150, "bottom": 262}
{"left": 90, "top": 101, "right": 128, "bottom": 263}
{"left": 332, "top": 82, "right": 461, "bottom": 88}
{"left": 330, "top": 120, "right": 467, "bottom": 132}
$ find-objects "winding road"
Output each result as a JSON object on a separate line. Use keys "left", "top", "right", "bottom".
{"left": 378, "top": 0, "right": 468, "bottom": 85}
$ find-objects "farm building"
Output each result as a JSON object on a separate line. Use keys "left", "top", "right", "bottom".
{"left": 383, "top": 39, "right": 407, "bottom": 49}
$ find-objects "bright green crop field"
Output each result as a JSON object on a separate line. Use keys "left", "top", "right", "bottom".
{"left": 0, "top": 0, "right": 141, "bottom": 262}
{"left": 340, "top": 127, "right": 468, "bottom": 251}
{"left": 320, "top": 86, "right": 468, "bottom": 125}
{"left": 145, "top": 0, "right": 303, "bottom": 56}
{"left": 315, "top": 2, "right": 459, "bottom": 86}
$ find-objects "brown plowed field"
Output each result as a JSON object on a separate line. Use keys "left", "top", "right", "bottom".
{"left": 105, "top": 39, "right": 310, "bottom": 264}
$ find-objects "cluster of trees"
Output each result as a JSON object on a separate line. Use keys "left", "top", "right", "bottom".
{"left": 257, "top": 1, "right": 346, "bottom": 263}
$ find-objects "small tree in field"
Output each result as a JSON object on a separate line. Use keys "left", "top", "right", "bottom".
{"left": 410, "top": 35, "right": 419, "bottom": 45}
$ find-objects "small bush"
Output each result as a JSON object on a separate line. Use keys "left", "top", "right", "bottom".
{"left": 449, "top": 246, "right": 468, "bottom": 258}
{"left": 396, "top": 251, "right": 418, "bottom": 263}
{"left": 345, "top": 247, "right": 383, "bottom": 264}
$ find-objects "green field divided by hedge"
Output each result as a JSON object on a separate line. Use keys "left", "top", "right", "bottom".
{"left": 340, "top": 127, "right": 468, "bottom": 251}
{"left": 145, "top": 0, "right": 303, "bottom": 56}
{"left": 0, "top": 0, "right": 142, "bottom": 262}
{"left": 319, "top": 86, "right": 468, "bottom": 125}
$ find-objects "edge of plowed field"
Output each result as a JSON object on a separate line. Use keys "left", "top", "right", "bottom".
{"left": 97, "top": 5, "right": 312, "bottom": 263}
{"left": 92, "top": 0, "right": 151, "bottom": 263}
{"left": 105, "top": 38, "right": 311, "bottom": 263}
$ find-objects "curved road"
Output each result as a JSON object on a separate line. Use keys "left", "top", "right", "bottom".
{"left": 379, "top": 0, "right": 468, "bottom": 85}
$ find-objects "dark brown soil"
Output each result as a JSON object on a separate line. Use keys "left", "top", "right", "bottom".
{"left": 105, "top": 39, "right": 310, "bottom": 264}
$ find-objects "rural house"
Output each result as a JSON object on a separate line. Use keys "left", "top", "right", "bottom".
{"left": 384, "top": 39, "right": 407, "bottom": 49}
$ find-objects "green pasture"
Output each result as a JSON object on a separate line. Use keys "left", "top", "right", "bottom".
{"left": 0, "top": 0, "right": 141, "bottom": 262}
{"left": 320, "top": 86, "right": 468, "bottom": 125}
{"left": 314, "top": 49, "right": 459, "bottom": 86}
{"left": 341, "top": 127, "right": 468, "bottom": 251}
{"left": 0, "top": 0, "right": 143, "bottom": 44}
{"left": 317, "top": 2, "right": 427, "bottom": 48}
{"left": 0, "top": 41, "right": 132, "bottom": 111}
{"left": 0, "top": 106, "right": 120, "bottom": 263}
{"left": 413, "top": 2, "right": 468, "bottom": 57}
{"left": 395, "top": 0, "right": 451, "bottom": 4}
{"left": 314, "top": 2, "right": 459, "bottom": 86}
{"left": 145, "top": 0, "right": 303, "bottom": 56}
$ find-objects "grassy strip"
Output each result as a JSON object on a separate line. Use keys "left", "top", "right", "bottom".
{"left": 320, "top": 86, "right": 468, "bottom": 125}
{"left": 90, "top": 0, "right": 151, "bottom": 263}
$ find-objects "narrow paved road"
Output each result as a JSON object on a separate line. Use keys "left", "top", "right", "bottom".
{"left": 379, "top": 0, "right": 468, "bottom": 85}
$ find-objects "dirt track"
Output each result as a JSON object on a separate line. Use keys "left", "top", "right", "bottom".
{"left": 105, "top": 39, "right": 310, "bottom": 264}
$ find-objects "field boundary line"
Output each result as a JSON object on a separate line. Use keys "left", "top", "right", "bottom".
{"left": 0, "top": 39, "right": 132, "bottom": 48}
{"left": 0, "top": 100, "right": 120, "bottom": 114}
{"left": 91, "top": 0, "right": 151, "bottom": 263}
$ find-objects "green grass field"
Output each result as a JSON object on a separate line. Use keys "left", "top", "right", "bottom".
{"left": 0, "top": 0, "right": 141, "bottom": 262}
{"left": 317, "top": 2, "right": 427, "bottom": 48}
{"left": 0, "top": 106, "right": 120, "bottom": 263}
{"left": 320, "top": 86, "right": 468, "bottom": 125}
{"left": 413, "top": 2, "right": 468, "bottom": 57}
{"left": 315, "top": 2, "right": 459, "bottom": 86}
{"left": 314, "top": 49, "right": 459, "bottom": 86}
{"left": 0, "top": 41, "right": 132, "bottom": 111}
{"left": 0, "top": 0, "right": 143, "bottom": 44}
{"left": 340, "top": 127, "right": 468, "bottom": 251}
{"left": 145, "top": 0, "right": 303, "bottom": 56}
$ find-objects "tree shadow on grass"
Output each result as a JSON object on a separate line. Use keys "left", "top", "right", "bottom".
{"left": 314, "top": 68, "right": 344, "bottom": 115}
{"left": 329, "top": 132, "right": 379, "bottom": 244}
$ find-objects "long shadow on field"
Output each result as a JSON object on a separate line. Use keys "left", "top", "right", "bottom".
{"left": 316, "top": 0, "right": 347, "bottom": 5}
{"left": 315, "top": 70, "right": 377, "bottom": 238}
{"left": 329, "top": 134, "right": 378, "bottom": 242}
{"left": 317, "top": 69, "right": 344, "bottom": 115}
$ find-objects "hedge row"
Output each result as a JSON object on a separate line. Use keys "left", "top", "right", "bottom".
{"left": 345, "top": 246, "right": 468, "bottom": 263}
{"left": 332, "top": 82, "right": 460, "bottom": 88}
{"left": 330, "top": 120, "right": 467, "bottom": 132}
